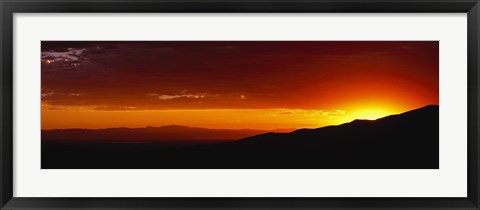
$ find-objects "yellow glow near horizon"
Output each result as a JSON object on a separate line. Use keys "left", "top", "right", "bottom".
{"left": 41, "top": 102, "right": 420, "bottom": 130}
{"left": 348, "top": 108, "right": 395, "bottom": 120}
{"left": 331, "top": 102, "right": 406, "bottom": 123}
{"left": 41, "top": 106, "right": 332, "bottom": 130}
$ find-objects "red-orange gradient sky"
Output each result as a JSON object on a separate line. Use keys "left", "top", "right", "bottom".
{"left": 41, "top": 41, "right": 438, "bottom": 130}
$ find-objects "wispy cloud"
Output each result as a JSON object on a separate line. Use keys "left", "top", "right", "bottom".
{"left": 275, "top": 111, "right": 295, "bottom": 115}
{"left": 41, "top": 48, "right": 86, "bottom": 68}
{"left": 303, "top": 109, "right": 346, "bottom": 119}
{"left": 42, "top": 48, "right": 86, "bottom": 62}
{"left": 41, "top": 91, "right": 54, "bottom": 98}
{"left": 265, "top": 109, "right": 346, "bottom": 119}
{"left": 68, "top": 93, "right": 84, "bottom": 97}
{"left": 94, "top": 105, "right": 138, "bottom": 111}
{"left": 149, "top": 93, "right": 206, "bottom": 100}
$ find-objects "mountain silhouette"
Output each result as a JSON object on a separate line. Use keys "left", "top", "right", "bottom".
{"left": 42, "top": 125, "right": 293, "bottom": 145}
{"left": 216, "top": 104, "right": 438, "bottom": 149}
{"left": 42, "top": 105, "right": 439, "bottom": 169}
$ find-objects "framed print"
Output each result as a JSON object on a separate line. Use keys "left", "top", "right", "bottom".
{"left": 1, "top": 0, "right": 479, "bottom": 209}
{"left": 40, "top": 41, "right": 439, "bottom": 170}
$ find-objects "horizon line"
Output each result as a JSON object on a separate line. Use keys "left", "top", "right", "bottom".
{"left": 42, "top": 104, "right": 438, "bottom": 131}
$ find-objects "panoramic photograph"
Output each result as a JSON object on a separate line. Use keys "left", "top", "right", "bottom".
{"left": 41, "top": 41, "right": 439, "bottom": 169}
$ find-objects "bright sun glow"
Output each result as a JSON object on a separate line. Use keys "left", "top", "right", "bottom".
{"left": 349, "top": 108, "right": 395, "bottom": 120}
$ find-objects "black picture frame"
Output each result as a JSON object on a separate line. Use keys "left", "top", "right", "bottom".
{"left": 1, "top": 0, "right": 479, "bottom": 209}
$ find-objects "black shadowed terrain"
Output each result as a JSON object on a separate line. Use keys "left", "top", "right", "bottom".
{"left": 42, "top": 105, "right": 439, "bottom": 169}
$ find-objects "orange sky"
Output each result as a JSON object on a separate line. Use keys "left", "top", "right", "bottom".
{"left": 41, "top": 41, "right": 438, "bottom": 130}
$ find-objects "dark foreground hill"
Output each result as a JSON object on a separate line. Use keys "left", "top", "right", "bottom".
{"left": 42, "top": 105, "right": 439, "bottom": 169}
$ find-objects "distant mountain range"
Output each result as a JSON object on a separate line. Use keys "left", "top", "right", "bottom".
{"left": 42, "top": 125, "right": 294, "bottom": 142}
{"left": 42, "top": 105, "right": 439, "bottom": 169}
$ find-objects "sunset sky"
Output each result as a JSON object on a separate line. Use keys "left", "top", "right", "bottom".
{"left": 41, "top": 41, "right": 438, "bottom": 130}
